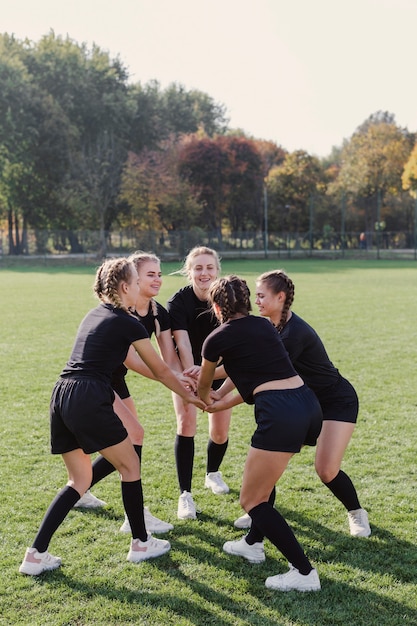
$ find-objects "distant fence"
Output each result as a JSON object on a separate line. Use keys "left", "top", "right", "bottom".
{"left": 1, "top": 228, "right": 417, "bottom": 262}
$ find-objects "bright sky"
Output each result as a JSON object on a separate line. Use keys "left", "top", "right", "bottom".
{"left": 3, "top": 0, "right": 417, "bottom": 157}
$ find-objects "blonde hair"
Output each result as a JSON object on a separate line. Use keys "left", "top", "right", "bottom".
{"left": 257, "top": 269, "right": 295, "bottom": 331}
{"left": 93, "top": 258, "right": 135, "bottom": 314}
{"left": 128, "top": 250, "right": 162, "bottom": 336}
{"left": 173, "top": 246, "right": 221, "bottom": 279}
{"left": 208, "top": 275, "right": 251, "bottom": 323}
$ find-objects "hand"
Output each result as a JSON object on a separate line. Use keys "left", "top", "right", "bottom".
{"left": 183, "top": 365, "right": 200, "bottom": 380}
{"left": 177, "top": 373, "right": 197, "bottom": 392}
{"left": 204, "top": 398, "right": 228, "bottom": 413}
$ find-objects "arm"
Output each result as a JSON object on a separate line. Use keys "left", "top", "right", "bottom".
{"left": 197, "top": 357, "right": 217, "bottom": 406}
{"left": 156, "top": 329, "right": 183, "bottom": 373}
{"left": 124, "top": 345, "right": 157, "bottom": 380}
{"left": 172, "top": 329, "right": 195, "bottom": 370}
{"left": 132, "top": 337, "right": 205, "bottom": 409}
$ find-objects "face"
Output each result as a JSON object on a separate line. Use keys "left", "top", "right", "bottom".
{"left": 255, "top": 281, "right": 283, "bottom": 318}
{"left": 189, "top": 254, "right": 218, "bottom": 295}
{"left": 137, "top": 260, "right": 162, "bottom": 299}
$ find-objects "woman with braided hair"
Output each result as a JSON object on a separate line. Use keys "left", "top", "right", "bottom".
{"left": 81, "top": 251, "right": 189, "bottom": 534}
{"left": 19, "top": 257, "right": 204, "bottom": 576}
{"left": 234, "top": 269, "right": 370, "bottom": 538}
{"left": 198, "top": 275, "right": 323, "bottom": 592}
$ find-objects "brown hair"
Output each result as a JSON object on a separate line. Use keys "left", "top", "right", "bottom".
{"left": 208, "top": 274, "right": 251, "bottom": 323}
{"left": 257, "top": 269, "right": 295, "bottom": 331}
{"left": 93, "top": 258, "right": 135, "bottom": 314}
{"left": 128, "top": 250, "right": 162, "bottom": 336}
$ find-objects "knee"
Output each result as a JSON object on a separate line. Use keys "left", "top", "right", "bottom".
{"left": 315, "top": 461, "right": 338, "bottom": 484}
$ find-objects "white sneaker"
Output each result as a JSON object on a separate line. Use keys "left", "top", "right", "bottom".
{"left": 348, "top": 508, "right": 371, "bottom": 537}
{"left": 127, "top": 533, "right": 170, "bottom": 562}
{"left": 265, "top": 565, "right": 321, "bottom": 592}
{"left": 177, "top": 491, "right": 197, "bottom": 520}
{"left": 19, "top": 547, "right": 62, "bottom": 576}
{"left": 120, "top": 507, "right": 174, "bottom": 534}
{"left": 204, "top": 471, "right": 230, "bottom": 495}
{"left": 73, "top": 490, "right": 106, "bottom": 509}
{"left": 223, "top": 535, "right": 265, "bottom": 563}
{"left": 234, "top": 513, "right": 252, "bottom": 529}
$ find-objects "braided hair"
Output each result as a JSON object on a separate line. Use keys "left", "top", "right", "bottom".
{"left": 257, "top": 269, "right": 295, "bottom": 331}
{"left": 93, "top": 257, "right": 135, "bottom": 315}
{"left": 128, "top": 250, "right": 162, "bottom": 337}
{"left": 208, "top": 275, "right": 251, "bottom": 323}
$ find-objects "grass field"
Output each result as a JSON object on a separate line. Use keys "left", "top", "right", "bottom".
{"left": 0, "top": 258, "right": 416, "bottom": 625}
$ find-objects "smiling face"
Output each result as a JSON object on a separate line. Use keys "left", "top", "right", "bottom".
{"left": 137, "top": 260, "right": 162, "bottom": 299}
{"left": 189, "top": 253, "right": 219, "bottom": 299}
{"left": 255, "top": 280, "right": 284, "bottom": 323}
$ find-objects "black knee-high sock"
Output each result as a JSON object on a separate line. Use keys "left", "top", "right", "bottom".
{"left": 90, "top": 456, "right": 115, "bottom": 487}
{"left": 324, "top": 470, "right": 361, "bottom": 511}
{"left": 249, "top": 502, "right": 313, "bottom": 575}
{"left": 206, "top": 438, "right": 228, "bottom": 473}
{"left": 33, "top": 486, "right": 81, "bottom": 553}
{"left": 175, "top": 435, "right": 194, "bottom": 493}
{"left": 246, "top": 487, "right": 276, "bottom": 545}
{"left": 121, "top": 479, "right": 147, "bottom": 541}
{"left": 90, "top": 445, "right": 143, "bottom": 488}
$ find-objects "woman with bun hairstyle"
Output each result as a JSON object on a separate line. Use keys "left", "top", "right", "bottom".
{"left": 198, "top": 275, "right": 323, "bottom": 592}
{"left": 233, "top": 269, "right": 370, "bottom": 538}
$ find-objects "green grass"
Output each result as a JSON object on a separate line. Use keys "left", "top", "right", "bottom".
{"left": 1, "top": 259, "right": 416, "bottom": 625}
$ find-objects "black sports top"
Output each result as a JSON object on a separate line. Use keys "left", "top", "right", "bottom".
{"left": 111, "top": 301, "right": 171, "bottom": 395}
{"left": 61, "top": 303, "right": 148, "bottom": 384}
{"left": 167, "top": 285, "right": 219, "bottom": 365}
{"left": 202, "top": 315, "right": 297, "bottom": 404}
{"left": 280, "top": 312, "right": 340, "bottom": 392}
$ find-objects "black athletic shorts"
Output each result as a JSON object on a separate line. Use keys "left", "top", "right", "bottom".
{"left": 251, "top": 385, "right": 323, "bottom": 453}
{"left": 316, "top": 376, "right": 359, "bottom": 423}
{"left": 50, "top": 377, "right": 128, "bottom": 454}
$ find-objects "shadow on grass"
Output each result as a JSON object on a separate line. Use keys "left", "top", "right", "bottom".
{"left": 33, "top": 507, "right": 417, "bottom": 626}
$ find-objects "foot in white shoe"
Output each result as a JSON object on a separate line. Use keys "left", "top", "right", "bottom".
{"left": 223, "top": 536, "right": 265, "bottom": 563}
{"left": 204, "top": 471, "right": 229, "bottom": 495}
{"left": 73, "top": 490, "right": 106, "bottom": 509}
{"left": 19, "top": 547, "right": 62, "bottom": 576}
{"left": 177, "top": 491, "right": 197, "bottom": 520}
{"left": 348, "top": 508, "right": 371, "bottom": 537}
{"left": 234, "top": 513, "right": 252, "bottom": 529}
{"left": 120, "top": 508, "right": 174, "bottom": 534}
{"left": 265, "top": 566, "right": 321, "bottom": 592}
{"left": 127, "top": 534, "right": 170, "bottom": 562}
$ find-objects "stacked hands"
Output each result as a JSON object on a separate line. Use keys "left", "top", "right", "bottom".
{"left": 179, "top": 365, "right": 227, "bottom": 413}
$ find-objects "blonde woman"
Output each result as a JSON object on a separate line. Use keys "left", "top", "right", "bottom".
{"left": 167, "top": 246, "right": 234, "bottom": 519}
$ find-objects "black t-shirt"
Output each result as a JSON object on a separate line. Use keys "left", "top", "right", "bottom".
{"left": 61, "top": 303, "right": 148, "bottom": 384}
{"left": 111, "top": 301, "right": 170, "bottom": 395}
{"left": 167, "top": 285, "right": 219, "bottom": 365}
{"left": 202, "top": 315, "right": 297, "bottom": 404}
{"left": 280, "top": 312, "right": 340, "bottom": 392}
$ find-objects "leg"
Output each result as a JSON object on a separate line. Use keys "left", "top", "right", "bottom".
{"left": 316, "top": 420, "right": 370, "bottom": 536}
{"left": 172, "top": 393, "right": 198, "bottom": 518}
{"left": 239, "top": 448, "right": 314, "bottom": 574}
{"left": 205, "top": 403, "right": 232, "bottom": 494}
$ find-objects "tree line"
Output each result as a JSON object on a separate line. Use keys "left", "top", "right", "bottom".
{"left": 1, "top": 32, "right": 417, "bottom": 256}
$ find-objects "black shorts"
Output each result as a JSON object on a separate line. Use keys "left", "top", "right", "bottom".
{"left": 50, "top": 377, "right": 128, "bottom": 455}
{"left": 316, "top": 376, "right": 359, "bottom": 423}
{"left": 112, "top": 376, "right": 130, "bottom": 400}
{"left": 251, "top": 385, "right": 323, "bottom": 453}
